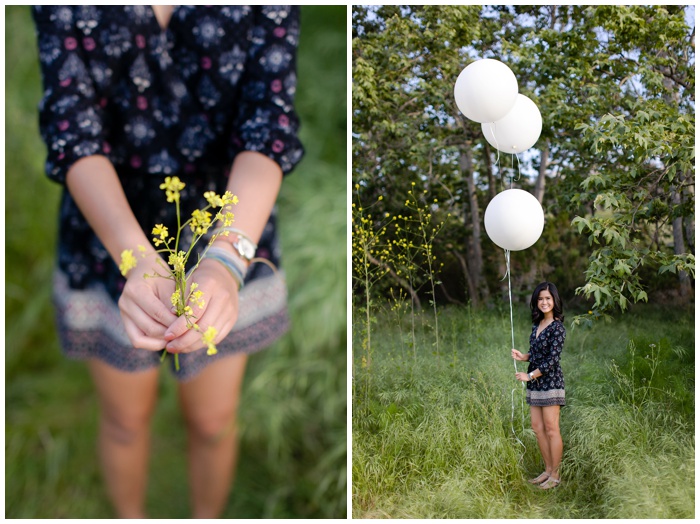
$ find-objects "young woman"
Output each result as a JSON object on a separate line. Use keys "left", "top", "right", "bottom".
{"left": 511, "top": 281, "right": 566, "bottom": 490}
{"left": 32, "top": 6, "right": 303, "bottom": 517}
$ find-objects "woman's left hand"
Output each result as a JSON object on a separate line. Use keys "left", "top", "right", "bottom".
{"left": 163, "top": 258, "right": 240, "bottom": 353}
{"left": 515, "top": 372, "right": 530, "bottom": 382}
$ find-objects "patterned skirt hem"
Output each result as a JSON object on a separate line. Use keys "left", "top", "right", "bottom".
{"left": 59, "top": 308, "right": 290, "bottom": 382}
{"left": 526, "top": 389, "right": 566, "bottom": 407}
{"left": 54, "top": 268, "right": 289, "bottom": 382}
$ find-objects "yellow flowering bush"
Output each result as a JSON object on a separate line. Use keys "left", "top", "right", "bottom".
{"left": 120, "top": 176, "right": 238, "bottom": 368}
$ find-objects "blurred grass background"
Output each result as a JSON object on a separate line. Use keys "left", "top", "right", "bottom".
{"left": 5, "top": 5, "right": 347, "bottom": 519}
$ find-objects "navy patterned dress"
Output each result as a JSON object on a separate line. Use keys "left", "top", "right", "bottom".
{"left": 32, "top": 6, "right": 304, "bottom": 381}
{"left": 526, "top": 320, "right": 566, "bottom": 406}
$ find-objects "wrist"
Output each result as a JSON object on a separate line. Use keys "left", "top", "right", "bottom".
{"left": 202, "top": 245, "right": 247, "bottom": 289}
{"left": 215, "top": 227, "right": 257, "bottom": 265}
{"left": 211, "top": 237, "right": 250, "bottom": 270}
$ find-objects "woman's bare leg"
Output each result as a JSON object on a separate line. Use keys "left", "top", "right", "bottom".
{"left": 88, "top": 359, "right": 160, "bottom": 518}
{"left": 177, "top": 353, "right": 247, "bottom": 518}
{"left": 542, "top": 405, "right": 562, "bottom": 479}
{"left": 530, "top": 405, "right": 553, "bottom": 476}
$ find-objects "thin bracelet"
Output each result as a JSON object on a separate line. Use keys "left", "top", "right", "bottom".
{"left": 215, "top": 227, "right": 256, "bottom": 244}
{"left": 203, "top": 246, "right": 246, "bottom": 289}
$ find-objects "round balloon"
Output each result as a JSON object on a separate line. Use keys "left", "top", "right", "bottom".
{"left": 481, "top": 94, "right": 542, "bottom": 154}
{"left": 484, "top": 189, "right": 544, "bottom": 251}
{"left": 454, "top": 59, "right": 518, "bottom": 123}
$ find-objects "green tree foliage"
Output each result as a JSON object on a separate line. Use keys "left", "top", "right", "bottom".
{"left": 352, "top": 5, "right": 694, "bottom": 317}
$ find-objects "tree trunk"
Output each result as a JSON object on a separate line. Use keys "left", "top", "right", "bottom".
{"left": 671, "top": 187, "right": 692, "bottom": 297}
{"left": 452, "top": 248, "right": 477, "bottom": 304}
{"left": 534, "top": 141, "right": 550, "bottom": 204}
{"left": 683, "top": 172, "right": 694, "bottom": 256}
{"left": 483, "top": 142, "right": 497, "bottom": 201}
{"left": 460, "top": 147, "right": 490, "bottom": 303}
{"left": 439, "top": 281, "right": 464, "bottom": 306}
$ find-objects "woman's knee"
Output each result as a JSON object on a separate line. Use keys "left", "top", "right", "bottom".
{"left": 531, "top": 420, "right": 545, "bottom": 436}
{"left": 184, "top": 406, "right": 238, "bottom": 444}
{"left": 100, "top": 407, "right": 154, "bottom": 446}
{"left": 543, "top": 420, "right": 560, "bottom": 440}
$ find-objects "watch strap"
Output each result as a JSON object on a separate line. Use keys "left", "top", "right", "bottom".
{"left": 216, "top": 227, "right": 257, "bottom": 261}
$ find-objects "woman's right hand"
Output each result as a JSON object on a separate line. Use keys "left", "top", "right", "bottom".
{"left": 511, "top": 348, "right": 526, "bottom": 361}
{"left": 118, "top": 255, "right": 179, "bottom": 351}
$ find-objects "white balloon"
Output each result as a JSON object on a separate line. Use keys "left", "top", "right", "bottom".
{"left": 484, "top": 189, "right": 544, "bottom": 251}
{"left": 454, "top": 59, "right": 518, "bottom": 123}
{"left": 481, "top": 94, "right": 542, "bottom": 154}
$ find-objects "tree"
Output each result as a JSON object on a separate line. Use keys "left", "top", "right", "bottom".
{"left": 352, "top": 5, "right": 695, "bottom": 316}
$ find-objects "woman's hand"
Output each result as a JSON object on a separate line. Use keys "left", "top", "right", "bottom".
{"left": 515, "top": 372, "right": 530, "bottom": 382}
{"left": 163, "top": 258, "right": 240, "bottom": 354}
{"left": 511, "top": 348, "right": 527, "bottom": 361}
{"left": 118, "top": 255, "right": 179, "bottom": 351}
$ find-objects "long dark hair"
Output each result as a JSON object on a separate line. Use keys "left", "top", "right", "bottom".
{"left": 530, "top": 281, "right": 564, "bottom": 324}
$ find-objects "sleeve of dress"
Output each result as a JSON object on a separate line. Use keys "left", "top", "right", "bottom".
{"left": 32, "top": 6, "right": 107, "bottom": 185}
{"left": 539, "top": 322, "right": 566, "bottom": 376}
{"left": 229, "top": 5, "right": 304, "bottom": 176}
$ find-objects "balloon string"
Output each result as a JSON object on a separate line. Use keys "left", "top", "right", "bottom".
{"left": 505, "top": 248, "right": 526, "bottom": 461}
{"left": 488, "top": 123, "right": 505, "bottom": 191}
{"left": 505, "top": 249, "right": 515, "bottom": 350}
{"left": 489, "top": 123, "right": 501, "bottom": 167}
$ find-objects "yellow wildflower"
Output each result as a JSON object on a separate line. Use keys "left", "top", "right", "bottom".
{"left": 217, "top": 191, "right": 236, "bottom": 206}
{"left": 151, "top": 224, "right": 169, "bottom": 246}
{"left": 171, "top": 290, "right": 181, "bottom": 308}
{"left": 189, "top": 289, "right": 205, "bottom": 309}
{"left": 190, "top": 209, "right": 212, "bottom": 236}
{"left": 204, "top": 191, "right": 224, "bottom": 208}
{"left": 168, "top": 251, "right": 187, "bottom": 273}
{"left": 202, "top": 326, "right": 218, "bottom": 356}
{"left": 160, "top": 176, "right": 186, "bottom": 203}
{"left": 119, "top": 249, "right": 138, "bottom": 276}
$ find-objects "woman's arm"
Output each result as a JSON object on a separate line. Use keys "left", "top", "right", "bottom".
{"left": 163, "top": 151, "right": 283, "bottom": 353}
{"left": 161, "top": 6, "right": 302, "bottom": 353}
{"left": 66, "top": 155, "right": 179, "bottom": 350}
{"left": 66, "top": 156, "right": 152, "bottom": 263}
{"left": 511, "top": 349, "right": 530, "bottom": 361}
{"left": 516, "top": 369, "right": 542, "bottom": 382}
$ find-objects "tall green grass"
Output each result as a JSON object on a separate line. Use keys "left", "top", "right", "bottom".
{"left": 352, "top": 304, "right": 694, "bottom": 518}
{"left": 5, "top": 5, "right": 347, "bottom": 518}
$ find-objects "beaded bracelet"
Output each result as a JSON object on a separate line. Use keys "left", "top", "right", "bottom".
{"left": 202, "top": 246, "right": 247, "bottom": 289}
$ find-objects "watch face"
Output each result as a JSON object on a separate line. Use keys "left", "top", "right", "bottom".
{"left": 236, "top": 238, "right": 256, "bottom": 259}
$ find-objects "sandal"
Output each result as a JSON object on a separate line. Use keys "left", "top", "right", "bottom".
{"left": 528, "top": 472, "right": 550, "bottom": 485}
{"left": 539, "top": 477, "right": 561, "bottom": 490}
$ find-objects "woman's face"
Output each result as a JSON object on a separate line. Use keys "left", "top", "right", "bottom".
{"left": 537, "top": 288, "right": 554, "bottom": 315}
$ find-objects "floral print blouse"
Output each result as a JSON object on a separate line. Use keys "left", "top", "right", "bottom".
{"left": 526, "top": 320, "right": 566, "bottom": 392}
{"left": 32, "top": 6, "right": 304, "bottom": 297}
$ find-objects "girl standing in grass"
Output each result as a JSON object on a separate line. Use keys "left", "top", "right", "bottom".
{"left": 512, "top": 281, "right": 566, "bottom": 490}
{"left": 32, "top": 5, "right": 303, "bottom": 518}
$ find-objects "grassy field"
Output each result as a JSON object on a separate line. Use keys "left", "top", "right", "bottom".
{"left": 5, "top": 5, "right": 347, "bottom": 519}
{"left": 352, "top": 303, "right": 694, "bottom": 518}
